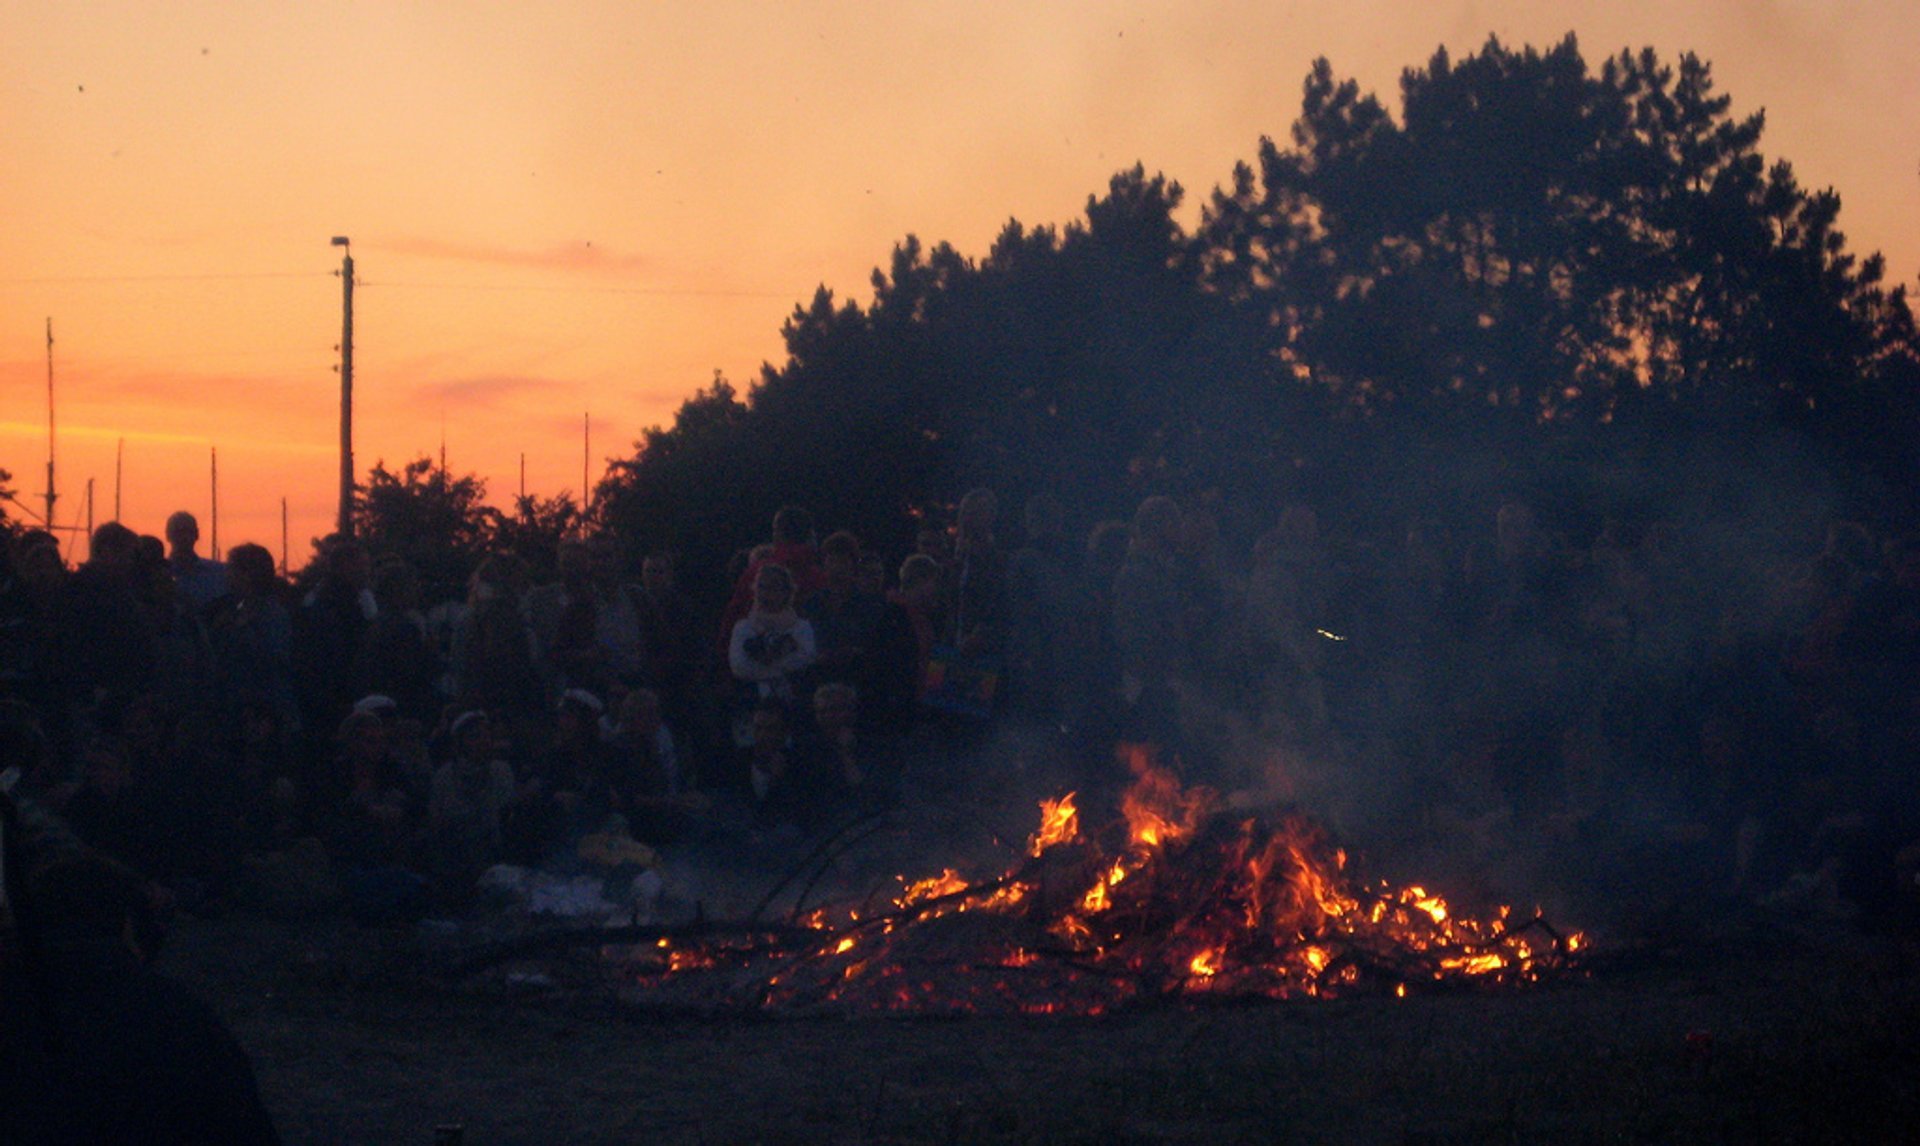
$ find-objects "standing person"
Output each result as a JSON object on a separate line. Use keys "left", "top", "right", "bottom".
{"left": 584, "top": 533, "right": 650, "bottom": 692}
{"left": 164, "top": 511, "right": 229, "bottom": 616}
{"left": 58, "top": 522, "right": 159, "bottom": 705}
{"left": 293, "top": 538, "right": 377, "bottom": 741}
{"left": 945, "top": 488, "right": 1007, "bottom": 660}
{"left": 451, "top": 555, "right": 541, "bottom": 727}
{"left": 523, "top": 538, "right": 593, "bottom": 699}
{"left": 727, "top": 564, "right": 816, "bottom": 747}
{"left": 1111, "top": 496, "right": 1191, "bottom": 758}
{"left": 636, "top": 550, "right": 704, "bottom": 744}
{"left": 205, "top": 543, "right": 298, "bottom": 735}
{"left": 717, "top": 506, "right": 826, "bottom": 657}
{"left": 1004, "top": 493, "right": 1070, "bottom": 722}
{"left": 887, "top": 554, "right": 943, "bottom": 696}
{"left": 1245, "top": 504, "right": 1334, "bottom": 746}
{"left": 924, "top": 488, "right": 1007, "bottom": 722}
{"left": 350, "top": 559, "right": 441, "bottom": 723}
{"left": 800, "top": 531, "right": 885, "bottom": 689}
{"left": 0, "top": 531, "right": 61, "bottom": 718}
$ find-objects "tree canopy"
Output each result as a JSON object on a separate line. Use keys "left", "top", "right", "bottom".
{"left": 598, "top": 35, "right": 1918, "bottom": 580}
{"left": 350, "top": 457, "right": 584, "bottom": 601}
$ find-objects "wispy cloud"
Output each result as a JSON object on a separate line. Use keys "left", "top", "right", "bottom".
{"left": 379, "top": 237, "right": 646, "bottom": 274}
{"left": 410, "top": 374, "right": 566, "bottom": 406}
{"left": 0, "top": 419, "right": 331, "bottom": 455}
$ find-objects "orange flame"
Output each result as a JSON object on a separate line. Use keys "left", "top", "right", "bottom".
{"left": 1117, "top": 748, "right": 1210, "bottom": 848}
{"left": 1028, "top": 793, "right": 1082, "bottom": 855}
{"left": 624, "top": 752, "right": 1585, "bottom": 1013}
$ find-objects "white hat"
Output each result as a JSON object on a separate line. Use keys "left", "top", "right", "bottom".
{"left": 352, "top": 694, "right": 398, "bottom": 716}
{"left": 559, "top": 688, "right": 605, "bottom": 715}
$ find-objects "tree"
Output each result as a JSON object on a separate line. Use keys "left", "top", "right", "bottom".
{"left": 1197, "top": 36, "right": 1915, "bottom": 433}
{"left": 491, "top": 492, "right": 586, "bottom": 584}
{"left": 354, "top": 457, "right": 496, "bottom": 603}
{"left": 0, "top": 467, "right": 18, "bottom": 538}
{"left": 597, "top": 373, "right": 756, "bottom": 601}
{"left": 598, "top": 35, "right": 1920, "bottom": 570}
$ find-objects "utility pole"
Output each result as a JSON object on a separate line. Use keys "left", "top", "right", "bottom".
{"left": 582, "top": 412, "right": 591, "bottom": 515}
{"left": 210, "top": 446, "right": 220, "bottom": 559}
{"left": 332, "top": 236, "right": 355, "bottom": 538}
{"left": 114, "top": 438, "right": 123, "bottom": 521}
{"left": 44, "top": 318, "right": 57, "bottom": 530}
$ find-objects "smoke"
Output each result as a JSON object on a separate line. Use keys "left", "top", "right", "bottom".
{"left": 1099, "top": 415, "right": 1875, "bottom": 935}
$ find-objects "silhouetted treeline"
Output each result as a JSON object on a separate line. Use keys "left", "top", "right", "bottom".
{"left": 593, "top": 35, "right": 1920, "bottom": 600}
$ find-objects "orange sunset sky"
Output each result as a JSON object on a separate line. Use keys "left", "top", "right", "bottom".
{"left": 5, "top": 2, "right": 1918, "bottom": 567}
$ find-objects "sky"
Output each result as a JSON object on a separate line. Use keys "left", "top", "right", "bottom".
{"left": 5, "top": 2, "right": 1917, "bottom": 567}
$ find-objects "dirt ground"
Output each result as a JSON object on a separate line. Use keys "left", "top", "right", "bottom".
{"left": 160, "top": 878, "right": 1920, "bottom": 1143}
{"left": 140, "top": 734, "right": 1920, "bottom": 1143}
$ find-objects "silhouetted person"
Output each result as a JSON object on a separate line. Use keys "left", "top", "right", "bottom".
{"left": 164, "top": 510, "right": 229, "bottom": 615}
{"left": 351, "top": 558, "right": 441, "bottom": 721}
{"left": 943, "top": 487, "right": 1007, "bottom": 661}
{"left": 294, "top": 537, "right": 377, "bottom": 737}
{"left": 1005, "top": 492, "right": 1070, "bottom": 720}
{"left": 1111, "top": 497, "right": 1189, "bottom": 758}
{"left": 800, "top": 530, "right": 885, "bottom": 688}
{"left": 57, "top": 522, "right": 159, "bottom": 704}
{"left": 206, "top": 543, "right": 299, "bottom": 732}
{"left": 0, "top": 852, "right": 280, "bottom": 1144}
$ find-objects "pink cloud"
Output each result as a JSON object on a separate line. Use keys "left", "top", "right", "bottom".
{"left": 377, "top": 237, "right": 646, "bottom": 274}
{"left": 409, "top": 374, "right": 564, "bottom": 406}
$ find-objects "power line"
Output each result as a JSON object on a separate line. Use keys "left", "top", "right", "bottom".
{"left": 2, "top": 271, "right": 794, "bottom": 299}
{"left": 0, "top": 271, "right": 326, "bottom": 285}
{"left": 359, "top": 278, "right": 794, "bottom": 299}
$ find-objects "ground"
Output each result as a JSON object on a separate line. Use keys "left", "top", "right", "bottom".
{"left": 147, "top": 734, "right": 1920, "bottom": 1143}
{"left": 162, "top": 909, "right": 1920, "bottom": 1144}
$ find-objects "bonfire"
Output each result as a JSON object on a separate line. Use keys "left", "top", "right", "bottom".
{"left": 610, "top": 752, "right": 1585, "bottom": 1016}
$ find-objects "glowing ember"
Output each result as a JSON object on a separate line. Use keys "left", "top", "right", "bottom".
{"left": 622, "top": 759, "right": 1585, "bottom": 1015}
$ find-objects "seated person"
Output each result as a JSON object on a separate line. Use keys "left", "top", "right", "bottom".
{"left": 313, "top": 710, "right": 425, "bottom": 871}
{"left": 599, "top": 687, "right": 699, "bottom": 844}
{"left": 426, "top": 710, "right": 520, "bottom": 908}
{"left": 739, "top": 700, "right": 819, "bottom": 832}
{"left": 57, "top": 736, "right": 156, "bottom": 876}
{"left": 793, "top": 682, "right": 898, "bottom": 814}
{"left": 515, "top": 689, "right": 609, "bottom": 858}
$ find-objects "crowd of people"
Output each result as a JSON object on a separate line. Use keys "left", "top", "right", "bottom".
{"left": 2, "top": 488, "right": 1918, "bottom": 933}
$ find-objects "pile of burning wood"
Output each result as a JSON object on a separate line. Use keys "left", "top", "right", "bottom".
{"left": 602, "top": 753, "right": 1585, "bottom": 1016}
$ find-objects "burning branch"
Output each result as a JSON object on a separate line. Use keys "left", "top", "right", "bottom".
{"left": 601, "top": 762, "right": 1587, "bottom": 1015}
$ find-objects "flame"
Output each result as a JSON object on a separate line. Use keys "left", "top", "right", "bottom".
{"left": 894, "top": 869, "right": 969, "bottom": 908}
{"left": 620, "top": 754, "right": 1585, "bottom": 1014}
{"left": 1028, "top": 793, "right": 1081, "bottom": 855}
{"left": 1118, "top": 748, "right": 1209, "bottom": 848}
